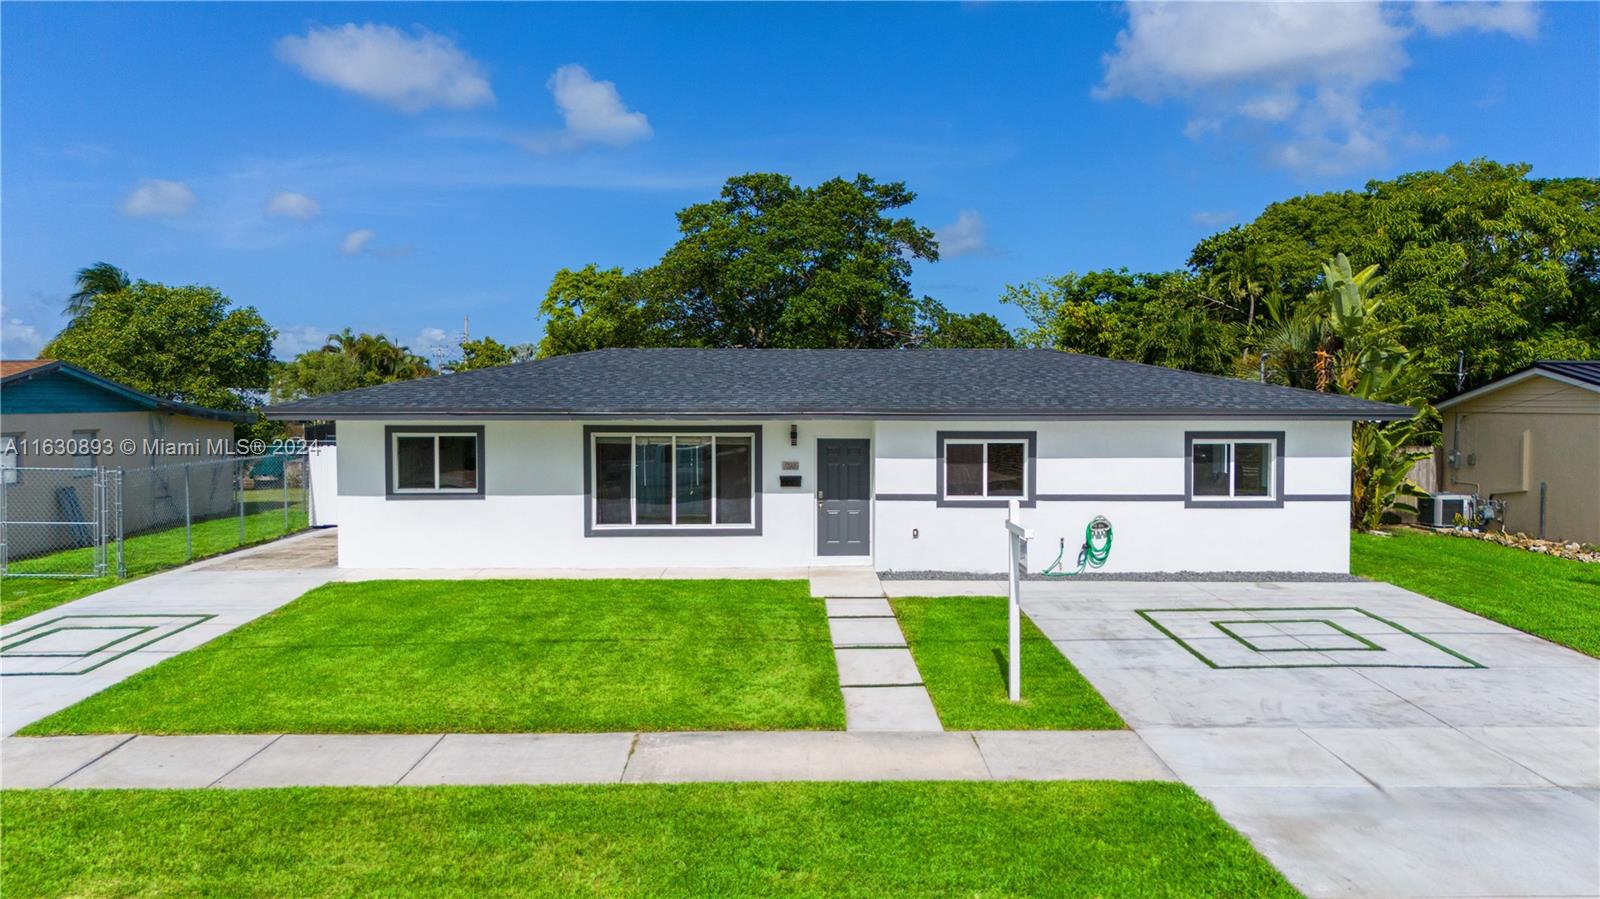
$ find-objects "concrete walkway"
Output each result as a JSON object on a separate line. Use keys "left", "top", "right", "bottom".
{"left": 825, "top": 592, "right": 943, "bottom": 732}
{"left": 0, "top": 730, "right": 1174, "bottom": 788}
{"left": 1, "top": 529, "right": 340, "bottom": 736}
{"left": 945, "top": 578, "right": 1600, "bottom": 899}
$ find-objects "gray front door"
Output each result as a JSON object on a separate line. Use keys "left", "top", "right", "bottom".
{"left": 817, "top": 439, "right": 870, "bottom": 556}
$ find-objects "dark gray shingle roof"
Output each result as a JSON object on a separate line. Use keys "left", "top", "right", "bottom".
{"left": 265, "top": 348, "right": 1414, "bottom": 421}
{"left": 1533, "top": 360, "right": 1600, "bottom": 389}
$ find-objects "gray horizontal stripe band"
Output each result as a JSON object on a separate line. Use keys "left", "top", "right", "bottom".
{"left": 874, "top": 493, "right": 1350, "bottom": 503}
{"left": 1037, "top": 494, "right": 1186, "bottom": 502}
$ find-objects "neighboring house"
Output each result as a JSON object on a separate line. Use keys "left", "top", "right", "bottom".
{"left": 1, "top": 359, "right": 251, "bottom": 557}
{"left": 1435, "top": 360, "right": 1600, "bottom": 545}
{"left": 265, "top": 348, "right": 1411, "bottom": 574}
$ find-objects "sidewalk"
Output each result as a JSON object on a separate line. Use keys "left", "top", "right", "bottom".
{"left": 0, "top": 730, "right": 1174, "bottom": 788}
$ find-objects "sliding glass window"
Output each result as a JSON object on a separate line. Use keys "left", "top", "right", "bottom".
{"left": 592, "top": 434, "right": 755, "bottom": 529}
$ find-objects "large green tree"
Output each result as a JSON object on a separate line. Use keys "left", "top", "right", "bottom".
{"left": 1194, "top": 160, "right": 1600, "bottom": 391}
{"left": 1010, "top": 160, "right": 1599, "bottom": 397}
{"left": 537, "top": 264, "right": 667, "bottom": 358}
{"left": 534, "top": 173, "right": 1022, "bottom": 355}
{"left": 643, "top": 173, "right": 938, "bottom": 348}
{"left": 1002, "top": 270, "right": 1238, "bottom": 375}
{"left": 44, "top": 281, "right": 274, "bottom": 413}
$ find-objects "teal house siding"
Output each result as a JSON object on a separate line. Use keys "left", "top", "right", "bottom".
{"left": 2, "top": 373, "right": 148, "bottom": 414}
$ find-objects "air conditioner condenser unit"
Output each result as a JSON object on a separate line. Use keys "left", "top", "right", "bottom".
{"left": 1417, "top": 493, "right": 1476, "bottom": 528}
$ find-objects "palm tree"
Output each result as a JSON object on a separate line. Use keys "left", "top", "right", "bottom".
{"left": 67, "top": 262, "right": 131, "bottom": 319}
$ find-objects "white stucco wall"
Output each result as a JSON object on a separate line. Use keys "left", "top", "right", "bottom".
{"left": 334, "top": 417, "right": 1353, "bottom": 572}
{"left": 872, "top": 418, "right": 1353, "bottom": 574}
{"left": 336, "top": 419, "right": 869, "bottom": 569}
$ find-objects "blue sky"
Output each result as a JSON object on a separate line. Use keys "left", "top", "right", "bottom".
{"left": 4, "top": 2, "right": 1596, "bottom": 362}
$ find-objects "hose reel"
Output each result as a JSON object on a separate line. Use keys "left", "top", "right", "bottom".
{"left": 1041, "top": 515, "right": 1114, "bottom": 577}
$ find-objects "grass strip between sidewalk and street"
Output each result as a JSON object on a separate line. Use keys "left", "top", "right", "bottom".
{"left": 0, "top": 782, "right": 1298, "bottom": 898}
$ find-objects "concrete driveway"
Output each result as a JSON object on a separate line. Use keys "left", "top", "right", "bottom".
{"left": 1, "top": 529, "right": 339, "bottom": 735}
{"left": 982, "top": 579, "right": 1598, "bottom": 899}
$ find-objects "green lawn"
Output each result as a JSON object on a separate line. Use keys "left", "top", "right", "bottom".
{"left": 23, "top": 579, "right": 844, "bottom": 735}
{"left": 0, "top": 493, "right": 309, "bottom": 624}
{"left": 0, "top": 782, "right": 1297, "bottom": 898}
{"left": 1352, "top": 528, "right": 1600, "bottom": 658}
{"left": 893, "top": 597, "right": 1125, "bottom": 730}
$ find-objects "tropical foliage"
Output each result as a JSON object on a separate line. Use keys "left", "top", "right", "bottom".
{"left": 270, "top": 330, "right": 435, "bottom": 402}
{"left": 448, "top": 336, "right": 530, "bottom": 372}
{"left": 1011, "top": 160, "right": 1599, "bottom": 399}
{"left": 66, "top": 262, "right": 131, "bottom": 320}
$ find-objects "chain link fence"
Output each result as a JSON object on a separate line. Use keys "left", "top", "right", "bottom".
{"left": 0, "top": 466, "right": 112, "bottom": 577}
{"left": 1, "top": 455, "right": 311, "bottom": 580}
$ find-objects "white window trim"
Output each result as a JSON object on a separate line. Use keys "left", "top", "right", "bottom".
{"left": 71, "top": 428, "right": 98, "bottom": 477}
{"left": 1, "top": 432, "right": 20, "bottom": 486}
{"left": 1190, "top": 439, "right": 1276, "bottom": 502}
{"left": 590, "top": 432, "right": 756, "bottom": 530}
{"left": 941, "top": 438, "right": 1030, "bottom": 502}
{"left": 391, "top": 432, "right": 481, "bottom": 495}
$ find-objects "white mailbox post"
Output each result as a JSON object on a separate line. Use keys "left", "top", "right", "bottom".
{"left": 1004, "top": 499, "right": 1032, "bottom": 703}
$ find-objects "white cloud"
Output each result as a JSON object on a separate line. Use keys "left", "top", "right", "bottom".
{"left": 276, "top": 23, "right": 494, "bottom": 113}
{"left": 521, "top": 65, "right": 652, "bottom": 151}
{"left": 934, "top": 210, "right": 992, "bottom": 259}
{"left": 1096, "top": 3, "right": 1408, "bottom": 104}
{"left": 1, "top": 316, "right": 46, "bottom": 358}
{"left": 265, "top": 191, "right": 322, "bottom": 220}
{"left": 1413, "top": 1, "right": 1539, "bottom": 39}
{"left": 121, "top": 179, "right": 195, "bottom": 217}
{"left": 1094, "top": 2, "right": 1529, "bottom": 177}
{"left": 273, "top": 325, "right": 329, "bottom": 359}
{"left": 1191, "top": 210, "right": 1238, "bottom": 227}
{"left": 340, "top": 228, "right": 376, "bottom": 255}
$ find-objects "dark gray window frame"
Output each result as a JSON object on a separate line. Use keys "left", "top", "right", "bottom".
{"left": 582, "top": 425, "right": 763, "bottom": 537}
{"left": 1184, "top": 430, "right": 1285, "bottom": 509}
{"left": 384, "top": 425, "right": 486, "bottom": 501}
{"left": 935, "top": 430, "right": 1038, "bottom": 508}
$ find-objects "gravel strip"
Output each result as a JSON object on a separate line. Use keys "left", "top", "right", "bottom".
{"left": 879, "top": 570, "right": 1366, "bottom": 583}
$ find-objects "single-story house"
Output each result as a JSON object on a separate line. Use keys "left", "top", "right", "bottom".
{"left": 1, "top": 359, "right": 251, "bottom": 557}
{"left": 264, "top": 348, "right": 1412, "bottom": 574}
{"left": 1435, "top": 360, "right": 1600, "bottom": 545}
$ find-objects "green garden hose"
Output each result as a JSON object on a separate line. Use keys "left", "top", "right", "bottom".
{"left": 1041, "top": 516, "right": 1113, "bottom": 577}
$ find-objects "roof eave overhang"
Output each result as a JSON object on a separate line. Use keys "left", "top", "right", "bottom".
{"left": 266, "top": 407, "right": 1414, "bottom": 422}
{"left": 3, "top": 360, "right": 252, "bottom": 423}
{"left": 1436, "top": 367, "right": 1600, "bottom": 410}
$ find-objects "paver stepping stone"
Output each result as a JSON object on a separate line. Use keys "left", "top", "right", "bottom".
{"left": 835, "top": 648, "right": 922, "bottom": 687}
{"left": 824, "top": 597, "right": 893, "bottom": 617}
{"left": 842, "top": 686, "right": 942, "bottom": 731}
{"left": 828, "top": 617, "right": 906, "bottom": 647}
